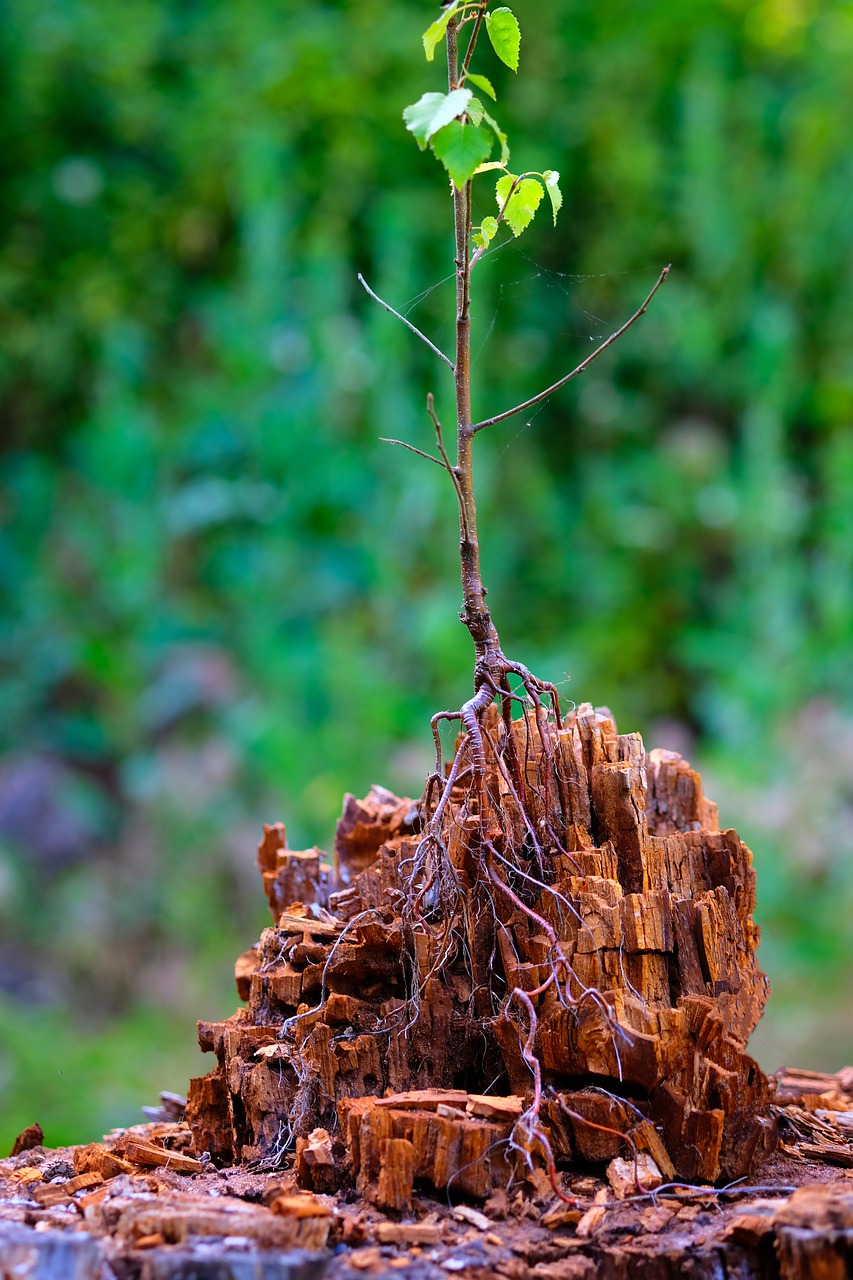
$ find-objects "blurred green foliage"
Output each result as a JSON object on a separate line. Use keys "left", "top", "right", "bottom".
{"left": 1, "top": 0, "right": 852, "bottom": 1150}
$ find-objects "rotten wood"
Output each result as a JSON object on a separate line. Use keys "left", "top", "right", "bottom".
{"left": 2, "top": 1121, "right": 853, "bottom": 1279}
{"left": 187, "top": 705, "right": 774, "bottom": 1189}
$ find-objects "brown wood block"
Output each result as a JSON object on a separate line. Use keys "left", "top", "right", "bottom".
{"left": 117, "top": 1140, "right": 204, "bottom": 1174}
{"left": 374, "top": 1090, "right": 470, "bottom": 1112}
{"left": 9, "top": 1123, "right": 44, "bottom": 1157}
{"left": 257, "top": 821, "right": 287, "bottom": 873}
{"left": 375, "top": 1221, "right": 443, "bottom": 1245}
{"left": 295, "top": 1128, "right": 339, "bottom": 1194}
{"left": 376, "top": 1137, "right": 415, "bottom": 1210}
{"left": 629, "top": 1119, "right": 676, "bottom": 1181}
{"left": 466, "top": 1095, "right": 524, "bottom": 1122}
{"left": 620, "top": 891, "right": 673, "bottom": 952}
{"left": 234, "top": 947, "right": 259, "bottom": 1002}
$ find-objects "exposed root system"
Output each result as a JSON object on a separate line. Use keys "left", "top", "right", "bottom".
{"left": 186, "top": 695, "right": 774, "bottom": 1193}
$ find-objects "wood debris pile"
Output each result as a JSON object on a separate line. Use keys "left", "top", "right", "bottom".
{"left": 4, "top": 1097, "right": 853, "bottom": 1280}
{"left": 186, "top": 703, "right": 774, "bottom": 1187}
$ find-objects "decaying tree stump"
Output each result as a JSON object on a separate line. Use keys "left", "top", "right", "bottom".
{"left": 186, "top": 703, "right": 774, "bottom": 1191}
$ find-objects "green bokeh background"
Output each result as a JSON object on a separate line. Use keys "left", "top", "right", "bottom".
{"left": 1, "top": 0, "right": 852, "bottom": 1152}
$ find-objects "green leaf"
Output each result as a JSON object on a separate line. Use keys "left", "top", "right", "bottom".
{"left": 474, "top": 161, "right": 507, "bottom": 174}
{"left": 431, "top": 121, "right": 493, "bottom": 188}
{"left": 482, "top": 108, "right": 510, "bottom": 166}
{"left": 485, "top": 8, "right": 521, "bottom": 71}
{"left": 422, "top": 1, "right": 462, "bottom": 61}
{"left": 465, "top": 72, "right": 496, "bottom": 101}
{"left": 542, "top": 169, "right": 563, "bottom": 225}
{"left": 467, "top": 97, "right": 485, "bottom": 127}
{"left": 480, "top": 215, "right": 499, "bottom": 243}
{"left": 495, "top": 174, "right": 543, "bottom": 236}
{"left": 473, "top": 231, "right": 486, "bottom": 248}
{"left": 403, "top": 89, "right": 473, "bottom": 150}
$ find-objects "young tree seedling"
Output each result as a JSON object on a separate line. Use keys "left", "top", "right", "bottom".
{"left": 359, "top": 1, "right": 669, "bottom": 1191}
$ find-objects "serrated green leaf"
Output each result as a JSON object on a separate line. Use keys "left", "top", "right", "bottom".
{"left": 467, "top": 97, "right": 485, "bottom": 127}
{"left": 474, "top": 161, "right": 507, "bottom": 174}
{"left": 485, "top": 7, "right": 521, "bottom": 71}
{"left": 465, "top": 72, "right": 496, "bottom": 101}
{"left": 495, "top": 174, "right": 543, "bottom": 236}
{"left": 482, "top": 108, "right": 510, "bottom": 166}
{"left": 542, "top": 169, "right": 563, "bottom": 224}
{"left": 422, "top": 1, "right": 462, "bottom": 61}
{"left": 431, "top": 121, "right": 493, "bottom": 188}
{"left": 480, "top": 215, "right": 498, "bottom": 242}
{"left": 473, "top": 231, "right": 486, "bottom": 248}
{"left": 403, "top": 89, "right": 473, "bottom": 150}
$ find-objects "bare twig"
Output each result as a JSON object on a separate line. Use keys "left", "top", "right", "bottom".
{"left": 426, "top": 392, "right": 470, "bottom": 538}
{"left": 460, "top": 1, "right": 489, "bottom": 82}
{"left": 358, "top": 272, "right": 455, "bottom": 371}
{"left": 471, "top": 265, "right": 671, "bottom": 432}
{"left": 379, "top": 437, "right": 445, "bottom": 468}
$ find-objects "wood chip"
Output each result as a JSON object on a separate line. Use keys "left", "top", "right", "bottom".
{"left": 268, "top": 1194, "right": 333, "bottom": 1219}
{"left": 606, "top": 1153, "right": 663, "bottom": 1199}
{"left": 9, "top": 1123, "right": 44, "bottom": 1157}
{"left": 376, "top": 1222, "right": 443, "bottom": 1246}
{"left": 118, "top": 1140, "right": 204, "bottom": 1174}
{"left": 348, "top": 1245, "right": 384, "bottom": 1270}
{"left": 32, "top": 1185, "right": 74, "bottom": 1208}
{"left": 453, "top": 1204, "right": 493, "bottom": 1231}
{"left": 576, "top": 1188, "right": 610, "bottom": 1238}
{"left": 73, "top": 1143, "right": 134, "bottom": 1179}
{"left": 542, "top": 1203, "right": 583, "bottom": 1229}
{"left": 436, "top": 1104, "right": 470, "bottom": 1121}
{"left": 374, "top": 1090, "right": 470, "bottom": 1111}
{"left": 466, "top": 1095, "right": 524, "bottom": 1123}
{"left": 795, "top": 1142, "right": 853, "bottom": 1168}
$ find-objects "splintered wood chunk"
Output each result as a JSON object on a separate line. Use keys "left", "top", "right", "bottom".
{"left": 606, "top": 1153, "right": 663, "bottom": 1198}
{"left": 32, "top": 1184, "right": 74, "bottom": 1208}
{"left": 375, "top": 1089, "right": 470, "bottom": 1111}
{"left": 268, "top": 1194, "right": 334, "bottom": 1219}
{"left": 348, "top": 1247, "right": 384, "bottom": 1271}
{"left": 32, "top": 1172, "right": 101, "bottom": 1207}
{"left": 629, "top": 1120, "right": 676, "bottom": 1181}
{"left": 9, "top": 1122, "right": 44, "bottom": 1157}
{"left": 114, "top": 1194, "right": 331, "bottom": 1251}
{"left": 73, "top": 1142, "right": 135, "bottom": 1179}
{"left": 335, "top": 786, "right": 417, "bottom": 882}
{"left": 257, "top": 821, "right": 287, "bottom": 872}
{"left": 795, "top": 1141, "right": 853, "bottom": 1167}
{"left": 541, "top": 1203, "right": 584, "bottom": 1230}
{"left": 466, "top": 1095, "right": 524, "bottom": 1122}
{"left": 437, "top": 1104, "right": 469, "bottom": 1121}
{"left": 453, "top": 1205, "right": 493, "bottom": 1231}
{"left": 376, "top": 1221, "right": 443, "bottom": 1245}
{"left": 60, "top": 1171, "right": 103, "bottom": 1195}
{"left": 277, "top": 911, "right": 340, "bottom": 940}
{"left": 576, "top": 1188, "right": 610, "bottom": 1237}
{"left": 234, "top": 947, "right": 259, "bottom": 1001}
{"left": 376, "top": 1137, "right": 415, "bottom": 1211}
{"left": 720, "top": 1208, "right": 779, "bottom": 1246}
{"left": 119, "top": 1139, "right": 204, "bottom": 1173}
{"left": 295, "top": 1128, "right": 340, "bottom": 1194}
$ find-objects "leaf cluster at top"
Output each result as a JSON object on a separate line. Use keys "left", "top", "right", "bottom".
{"left": 403, "top": 2, "right": 561, "bottom": 250}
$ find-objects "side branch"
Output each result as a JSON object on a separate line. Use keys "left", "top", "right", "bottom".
{"left": 379, "top": 438, "right": 445, "bottom": 468}
{"left": 358, "top": 273, "right": 455, "bottom": 372}
{"left": 471, "top": 265, "right": 671, "bottom": 433}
